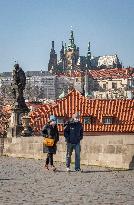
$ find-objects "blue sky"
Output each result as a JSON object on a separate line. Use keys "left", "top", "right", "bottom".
{"left": 0, "top": 0, "right": 134, "bottom": 72}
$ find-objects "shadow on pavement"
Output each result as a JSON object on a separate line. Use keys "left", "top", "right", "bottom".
{"left": 0, "top": 178, "right": 14, "bottom": 181}
{"left": 55, "top": 169, "right": 132, "bottom": 173}
{"left": 47, "top": 169, "right": 131, "bottom": 173}
{"left": 82, "top": 169, "right": 131, "bottom": 173}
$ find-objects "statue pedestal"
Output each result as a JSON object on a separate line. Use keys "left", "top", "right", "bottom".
{"left": 21, "top": 114, "right": 33, "bottom": 137}
{"left": 7, "top": 106, "right": 25, "bottom": 138}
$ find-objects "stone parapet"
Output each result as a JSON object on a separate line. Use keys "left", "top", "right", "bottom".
{"left": 3, "top": 134, "right": 134, "bottom": 169}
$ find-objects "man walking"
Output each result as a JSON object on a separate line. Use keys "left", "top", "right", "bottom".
{"left": 64, "top": 113, "right": 83, "bottom": 172}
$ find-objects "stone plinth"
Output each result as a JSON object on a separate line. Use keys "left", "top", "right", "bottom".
{"left": 7, "top": 106, "right": 25, "bottom": 138}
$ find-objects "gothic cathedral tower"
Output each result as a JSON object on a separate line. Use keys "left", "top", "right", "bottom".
{"left": 64, "top": 30, "right": 79, "bottom": 69}
{"left": 48, "top": 41, "right": 57, "bottom": 72}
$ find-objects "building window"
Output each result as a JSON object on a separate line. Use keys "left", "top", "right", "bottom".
{"left": 132, "top": 79, "right": 134, "bottom": 87}
{"left": 83, "top": 116, "right": 96, "bottom": 124}
{"left": 83, "top": 117, "right": 91, "bottom": 124}
{"left": 103, "top": 117, "right": 113, "bottom": 124}
{"left": 57, "top": 117, "right": 64, "bottom": 124}
{"left": 112, "top": 82, "right": 117, "bottom": 89}
{"left": 75, "top": 78, "right": 79, "bottom": 82}
{"left": 103, "top": 83, "right": 106, "bottom": 89}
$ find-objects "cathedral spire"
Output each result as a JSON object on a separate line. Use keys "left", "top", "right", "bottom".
{"left": 52, "top": 41, "right": 54, "bottom": 50}
{"left": 69, "top": 29, "right": 75, "bottom": 48}
{"left": 86, "top": 42, "right": 91, "bottom": 69}
{"left": 62, "top": 41, "right": 64, "bottom": 49}
{"left": 48, "top": 41, "right": 57, "bottom": 72}
{"left": 60, "top": 41, "right": 64, "bottom": 60}
{"left": 64, "top": 43, "right": 67, "bottom": 52}
{"left": 70, "top": 29, "right": 74, "bottom": 40}
{"left": 87, "top": 42, "right": 91, "bottom": 57}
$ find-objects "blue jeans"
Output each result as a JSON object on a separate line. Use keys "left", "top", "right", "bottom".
{"left": 66, "top": 143, "right": 81, "bottom": 170}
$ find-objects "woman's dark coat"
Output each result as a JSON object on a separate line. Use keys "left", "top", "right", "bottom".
{"left": 42, "top": 123, "right": 59, "bottom": 154}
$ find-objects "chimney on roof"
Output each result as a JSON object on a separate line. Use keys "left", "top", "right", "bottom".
{"left": 126, "top": 68, "right": 129, "bottom": 75}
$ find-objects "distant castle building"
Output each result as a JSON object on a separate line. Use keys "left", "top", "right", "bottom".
{"left": 97, "top": 54, "right": 121, "bottom": 69}
{"left": 48, "top": 30, "right": 122, "bottom": 73}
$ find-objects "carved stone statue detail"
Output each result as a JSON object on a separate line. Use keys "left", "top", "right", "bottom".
{"left": 11, "top": 64, "right": 28, "bottom": 111}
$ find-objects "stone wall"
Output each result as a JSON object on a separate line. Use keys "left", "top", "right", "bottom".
{"left": 0, "top": 137, "right": 4, "bottom": 156}
{"left": 3, "top": 135, "right": 134, "bottom": 169}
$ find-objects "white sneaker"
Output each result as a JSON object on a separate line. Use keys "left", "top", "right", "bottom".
{"left": 66, "top": 167, "right": 70, "bottom": 172}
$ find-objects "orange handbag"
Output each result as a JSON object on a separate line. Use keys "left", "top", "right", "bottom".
{"left": 43, "top": 138, "right": 55, "bottom": 147}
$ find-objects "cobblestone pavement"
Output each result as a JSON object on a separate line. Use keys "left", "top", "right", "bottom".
{"left": 0, "top": 157, "right": 134, "bottom": 205}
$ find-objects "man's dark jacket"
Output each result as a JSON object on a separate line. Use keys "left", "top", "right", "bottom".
{"left": 64, "top": 120, "right": 83, "bottom": 144}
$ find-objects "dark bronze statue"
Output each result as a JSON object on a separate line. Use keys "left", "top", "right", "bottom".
{"left": 11, "top": 64, "right": 28, "bottom": 111}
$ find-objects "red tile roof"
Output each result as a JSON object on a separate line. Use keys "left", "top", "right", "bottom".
{"left": 88, "top": 68, "right": 134, "bottom": 79}
{"left": 30, "top": 89, "right": 134, "bottom": 134}
{"left": 56, "top": 67, "right": 134, "bottom": 79}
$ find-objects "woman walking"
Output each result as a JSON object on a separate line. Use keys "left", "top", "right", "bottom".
{"left": 42, "top": 115, "right": 59, "bottom": 171}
